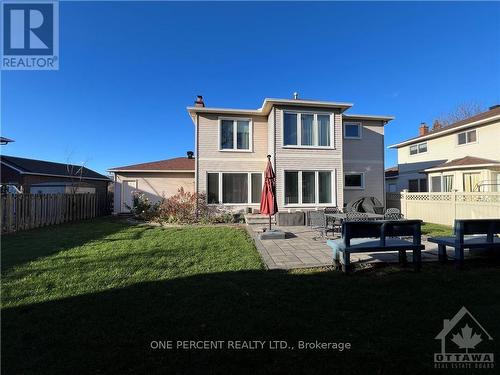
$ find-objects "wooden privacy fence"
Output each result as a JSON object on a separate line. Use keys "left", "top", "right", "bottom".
{"left": 1, "top": 193, "right": 110, "bottom": 233}
{"left": 386, "top": 191, "right": 500, "bottom": 226}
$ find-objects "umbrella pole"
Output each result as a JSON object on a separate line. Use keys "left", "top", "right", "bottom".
{"left": 269, "top": 215, "right": 271, "bottom": 231}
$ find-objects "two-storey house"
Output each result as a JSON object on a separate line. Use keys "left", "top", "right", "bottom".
{"left": 387, "top": 105, "right": 500, "bottom": 193}
{"left": 187, "top": 95, "right": 393, "bottom": 211}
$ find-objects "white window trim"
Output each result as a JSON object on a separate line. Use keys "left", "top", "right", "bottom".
{"left": 206, "top": 171, "right": 263, "bottom": 205}
{"left": 283, "top": 170, "right": 337, "bottom": 207}
{"left": 343, "top": 121, "right": 362, "bottom": 139}
{"left": 456, "top": 129, "right": 478, "bottom": 146}
{"left": 282, "top": 110, "right": 335, "bottom": 149}
{"left": 344, "top": 172, "right": 365, "bottom": 190}
{"left": 429, "top": 173, "right": 455, "bottom": 192}
{"left": 218, "top": 117, "right": 253, "bottom": 152}
{"left": 409, "top": 141, "right": 428, "bottom": 156}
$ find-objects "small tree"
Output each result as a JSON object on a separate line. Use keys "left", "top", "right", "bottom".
{"left": 437, "top": 102, "right": 484, "bottom": 126}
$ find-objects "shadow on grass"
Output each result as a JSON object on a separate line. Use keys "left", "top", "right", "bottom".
{"left": 1, "top": 217, "right": 138, "bottom": 271}
{"left": 3, "top": 265, "right": 500, "bottom": 375}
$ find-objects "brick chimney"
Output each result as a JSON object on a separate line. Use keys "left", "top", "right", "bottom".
{"left": 419, "top": 122, "right": 429, "bottom": 136}
{"left": 432, "top": 120, "right": 442, "bottom": 131}
{"left": 194, "top": 95, "right": 205, "bottom": 107}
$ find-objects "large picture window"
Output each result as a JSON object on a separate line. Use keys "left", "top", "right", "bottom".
{"left": 219, "top": 119, "right": 251, "bottom": 151}
{"left": 283, "top": 112, "right": 332, "bottom": 147}
{"left": 222, "top": 173, "right": 248, "bottom": 203}
{"left": 207, "top": 172, "right": 262, "bottom": 204}
{"left": 284, "top": 170, "right": 335, "bottom": 205}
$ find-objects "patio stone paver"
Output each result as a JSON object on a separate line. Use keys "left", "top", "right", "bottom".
{"left": 246, "top": 224, "right": 479, "bottom": 270}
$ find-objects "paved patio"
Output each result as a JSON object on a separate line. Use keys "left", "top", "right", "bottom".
{"left": 246, "top": 225, "right": 474, "bottom": 270}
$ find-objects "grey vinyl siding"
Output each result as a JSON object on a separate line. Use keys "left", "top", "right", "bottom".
{"left": 342, "top": 120, "right": 385, "bottom": 205}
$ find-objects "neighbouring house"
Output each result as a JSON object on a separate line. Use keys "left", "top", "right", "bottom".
{"left": 187, "top": 95, "right": 394, "bottom": 212}
{"left": 387, "top": 105, "right": 500, "bottom": 193}
{"left": 108, "top": 153, "right": 195, "bottom": 214}
{"left": 0, "top": 155, "right": 110, "bottom": 194}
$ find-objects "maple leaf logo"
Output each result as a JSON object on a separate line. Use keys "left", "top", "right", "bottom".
{"left": 451, "top": 324, "right": 483, "bottom": 353}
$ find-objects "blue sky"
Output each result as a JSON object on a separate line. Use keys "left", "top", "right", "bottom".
{"left": 2, "top": 1, "right": 499, "bottom": 174}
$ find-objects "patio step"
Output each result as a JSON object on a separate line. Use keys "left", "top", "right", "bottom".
{"left": 244, "top": 214, "right": 276, "bottom": 225}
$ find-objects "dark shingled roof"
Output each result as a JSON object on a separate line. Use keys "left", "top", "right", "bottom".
{"left": 1, "top": 155, "right": 109, "bottom": 180}
{"left": 109, "top": 157, "right": 195, "bottom": 171}
{"left": 428, "top": 156, "right": 500, "bottom": 171}
{"left": 385, "top": 166, "right": 399, "bottom": 178}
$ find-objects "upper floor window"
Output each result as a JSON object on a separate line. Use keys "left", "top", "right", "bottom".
{"left": 457, "top": 129, "right": 476, "bottom": 145}
{"left": 409, "top": 142, "right": 427, "bottom": 155}
{"left": 220, "top": 118, "right": 251, "bottom": 151}
{"left": 344, "top": 122, "right": 362, "bottom": 139}
{"left": 283, "top": 112, "right": 331, "bottom": 147}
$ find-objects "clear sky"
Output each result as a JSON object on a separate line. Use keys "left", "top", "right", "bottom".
{"left": 1, "top": 1, "right": 499, "bottom": 174}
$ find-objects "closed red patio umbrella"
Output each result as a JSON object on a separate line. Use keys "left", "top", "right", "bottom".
{"left": 260, "top": 155, "right": 278, "bottom": 231}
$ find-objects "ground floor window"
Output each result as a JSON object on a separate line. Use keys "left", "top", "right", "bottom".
{"left": 284, "top": 170, "right": 335, "bottom": 205}
{"left": 408, "top": 178, "right": 427, "bottom": 192}
{"left": 463, "top": 172, "right": 480, "bottom": 192}
{"left": 207, "top": 172, "right": 262, "bottom": 204}
{"left": 344, "top": 173, "right": 364, "bottom": 189}
{"left": 430, "top": 175, "right": 453, "bottom": 192}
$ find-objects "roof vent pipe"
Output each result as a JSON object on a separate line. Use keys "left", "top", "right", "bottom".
{"left": 293, "top": 92, "right": 299, "bottom": 100}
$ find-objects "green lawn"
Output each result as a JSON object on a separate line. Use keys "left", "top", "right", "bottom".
{"left": 422, "top": 222, "right": 453, "bottom": 237}
{"left": 2, "top": 218, "right": 499, "bottom": 374}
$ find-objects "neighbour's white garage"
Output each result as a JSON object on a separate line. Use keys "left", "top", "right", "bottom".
{"left": 108, "top": 154, "right": 195, "bottom": 214}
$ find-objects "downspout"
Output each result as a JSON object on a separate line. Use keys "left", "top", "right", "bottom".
{"left": 273, "top": 108, "right": 277, "bottom": 169}
{"left": 195, "top": 113, "right": 199, "bottom": 215}
{"left": 273, "top": 108, "right": 277, "bottom": 210}
{"left": 382, "top": 120, "right": 387, "bottom": 209}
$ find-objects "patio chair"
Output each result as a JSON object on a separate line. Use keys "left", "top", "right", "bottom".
{"left": 324, "top": 206, "right": 342, "bottom": 234}
{"left": 309, "top": 211, "right": 330, "bottom": 239}
{"left": 384, "top": 208, "right": 403, "bottom": 221}
{"left": 345, "top": 212, "right": 369, "bottom": 222}
{"left": 324, "top": 206, "right": 342, "bottom": 214}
